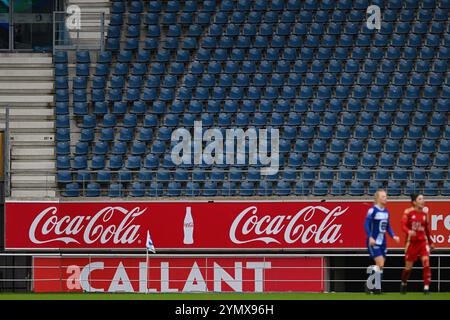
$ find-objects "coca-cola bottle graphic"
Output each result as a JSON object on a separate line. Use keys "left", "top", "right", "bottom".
{"left": 183, "top": 207, "right": 194, "bottom": 245}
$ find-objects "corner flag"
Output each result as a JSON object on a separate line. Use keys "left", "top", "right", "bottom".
{"left": 146, "top": 230, "right": 156, "bottom": 253}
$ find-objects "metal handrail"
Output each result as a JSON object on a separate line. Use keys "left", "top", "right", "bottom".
{"left": 53, "top": 11, "right": 106, "bottom": 55}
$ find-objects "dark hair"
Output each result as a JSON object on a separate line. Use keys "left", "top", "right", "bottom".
{"left": 410, "top": 194, "right": 422, "bottom": 202}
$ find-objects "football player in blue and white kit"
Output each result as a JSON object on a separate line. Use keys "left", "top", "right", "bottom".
{"left": 365, "top": 189, "right": 400, "bottom": 293}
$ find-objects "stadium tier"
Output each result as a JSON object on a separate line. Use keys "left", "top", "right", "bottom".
{"left": 54, "top": 0, "right": 449, "bottom": 197}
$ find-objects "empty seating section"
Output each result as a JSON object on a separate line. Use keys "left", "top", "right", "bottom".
{"left": 56, "top": 0, "right": 449, "bottom": 197}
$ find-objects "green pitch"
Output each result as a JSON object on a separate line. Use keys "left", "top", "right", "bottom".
{"left": 0, "top": 292, "right": 449, "bottom": 300}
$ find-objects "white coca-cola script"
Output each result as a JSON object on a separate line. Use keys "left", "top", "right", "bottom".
{"left": 29, "top": 206, "right": 146, "bottom": 245}
{"left": 229, "top": 206, "right": 348, "bottom": 245}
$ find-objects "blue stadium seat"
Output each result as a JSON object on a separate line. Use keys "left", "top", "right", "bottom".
{"left": 434, "top": 153, "right": 449, "bottom": 167}
{"left": 75, "top": 142, "right": 88, "bottom": 156}
{"left": 57, "top": 170, "right": 72, "bottom": 184}
{"left": 356, "top": 167, "right": 371, "bottom": 181}
{"left": 129, "top": 182, "right": 145, "bottom": 197}
{"left": 56, "top": 115, "right": 70, "bottom": 128}
{"left": 56, "top": 142, "right": 70, "bottom": 155}
{"left": 203, "top": 181, "right": 218, "bottom": 197}
{"left": 79, "top": 128, "right": 94, "bottom": 142}
{"left": 349, "top": 181, "right": 365, "bottom": 196}
{"left": 424, "top": 182, "right": 439, "bottom": 196}
{"left": 415, "top": 153, "right": 432, "bottom": 167}
{"left": 91, "top": 155, "right": 106, "bottom": 170}
{"left": 85, "top": 182, "right": 100, "bottom": 197}
{"left": 386, "top": 181, "right": 401, "bottom": 196}
{"left": 56, "top": 102, "right": 69, "bottom": 115}
{"left": 442, "top": 181, "right": 450, "bottom": 196}
{"left": 109, "top": 155, "right": 123, "bottom": 170}
{"left": 293, "top": 181, "right": 309, "bottom": 196}
{"left": 273, "top": 181, "right": 289, "bottom": 196}
{"left": 93, "top": 141, "right": 108, "bottom": 155}
{"left": 73, "top": 156, "right": 87, "bottom": 170}
{"left": 398, "top": 154, "right": 414, "bottom": 167}
{"left": 63, "top": 183, "right": 79, "bottom": 197}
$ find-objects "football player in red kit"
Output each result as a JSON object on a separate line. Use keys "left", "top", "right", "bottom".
{"left": 400, "top": 194, "right": 434, "bottom": 294}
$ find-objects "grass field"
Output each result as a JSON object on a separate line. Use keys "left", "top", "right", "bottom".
{"left": 0, "top": 292, "right": 449, "bottom": 300}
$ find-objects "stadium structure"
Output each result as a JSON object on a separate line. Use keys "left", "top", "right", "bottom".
{"left": 0, "top": 0, "right": 448, "bottom": 296}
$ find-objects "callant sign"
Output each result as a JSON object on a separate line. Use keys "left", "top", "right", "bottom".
{"left": 33, "top": 256, "right": 325, "bottom": 293}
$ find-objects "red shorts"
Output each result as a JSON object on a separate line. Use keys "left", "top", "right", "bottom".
{"left": 405, "top": 240, "right": 430, "bottom": 262}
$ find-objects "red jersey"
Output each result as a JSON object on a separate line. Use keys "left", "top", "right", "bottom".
{"left": 401, "top": 208, "right": 432, "bottom": 244}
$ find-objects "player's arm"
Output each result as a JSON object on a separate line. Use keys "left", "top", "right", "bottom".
{"left": 424, "top": 212, "right": 434, "bottom": 248}
{"left": 387, "top": 215, "right": 400, "bottom": 243}
{"left": 365, "top": 209, "right": 375, "bottom": 246}
{"left": 401, "top": 208, "right": 415, "bottom": 237}
{"left": 387, "top": 222, "right": 396, "bottom": 238}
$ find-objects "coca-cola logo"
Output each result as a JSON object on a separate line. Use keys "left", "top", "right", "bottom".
{"left": 229, "top": 205, "right": 348, "bottom": 245}
{"left": 29, "top": 206, "right": 146, "bottom": 245}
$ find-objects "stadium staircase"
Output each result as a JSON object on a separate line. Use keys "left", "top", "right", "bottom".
{"left": 0, "top": 53, "right": 56, "bottom": 198}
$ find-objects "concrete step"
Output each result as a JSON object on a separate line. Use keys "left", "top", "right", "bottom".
{"left": 73, "top": 7, "right": 110, "bottom": 14}
{"left": 0, "top": 123, "right": 54, "bottom": 131}
{"left": 11, "top": 160, "right": 55, "bottom": 170}
{"left": 0, "top": 82, "right": 53, "bottom": 91}
{"left": 10, "top": 133, "right": 55, "bottom": 144}
{"left": 11, "top": 189, "right": 56, "bottom": 198}
{"left": 69, "top": 0, "right": 109, "bottom": 3}
{"left": 0, "top": 56, "right": 53, "bottom": 64}
{"left": 69, "top": 31, "right": 104, "bottom": 39}
{"left": 11, "top": 174, "right": 56, "bottom": 186}
{"left": 0, "top": 95, "right": 54, "bottom": 103}
{"left": 0, "top": 107, "right": 54, "bottom": 118}
{"left": 0, "top": 102, "right": 53, "bottom": 107}
{"left": 9, "top": 121, "right": 54, "bottom": 131}
{"left": 12, "top": 146, "right": 55, "bottom": 157}
{"left": 0, "top": 69, "right": 53, "bottom": 77}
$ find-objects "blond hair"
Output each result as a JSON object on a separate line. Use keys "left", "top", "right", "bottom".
{"left": 374, "top": 189, "right": 386, "bottom": 203}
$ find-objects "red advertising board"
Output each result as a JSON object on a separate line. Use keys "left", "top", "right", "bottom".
{"left": 5, "top": 200, "right": 450, "bottom": 250}
{"left": 33, "top": 256, "right": 325, "bottom": 293}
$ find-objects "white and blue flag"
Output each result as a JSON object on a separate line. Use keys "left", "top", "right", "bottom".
{"left": 146, "top": 230, "right": 155, "bottom": 253}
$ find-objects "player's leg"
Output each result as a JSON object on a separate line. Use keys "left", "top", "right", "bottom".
{"left": 365, "top": 243, "right": 383, "bottom": 293}
{"left": 400, "top": 260, "right": 414, "bottom": 294}
{"left": 421, "top": 244, "right": 431, "bottom": 294}
{"left": 374, "top": 255, "right": 385, "bottom": 269}
{"left": 373, "top": 255, "right": 385, "bottom": 294}
{"left": 401, "top": 241, "right": 418, "bottom": 294}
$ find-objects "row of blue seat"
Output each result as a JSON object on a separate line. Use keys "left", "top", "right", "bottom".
{"left": 56, "top": 135, "right": 450, "bottom": 155}
{"left": 110, "top": 0, "right": 447, "bottom": 12}
{"left": 56, "top": 151, "right": 450, "bottom": 171}
{"left": 56, "top": 61, "right": 450, "bottom": 81}
{"left": 55, "top": 45, "right": 450, "bottom": 65}
{"left": 107, "top": 32, "right": 450, "bottom": 51}
{"left": 107, "top": 10, "right": 450, "bottom": 28}
{"left": 61, "top": 179, "right": 450, "bottom": 197}
{"left": 110, "top": 23, "right": 449, "bottom": 39}
{"left": 55, "top": 86, "right": 450, "bottom": 104}
{"left": 57, "top": 111, "right": 448, "bottom": 129}
{"left": 112, "top": 7, "right": 448, "bottom": 29}
{"left": 109, "top": 3, "right": 450, "bottom": 20}
{"left": 109, "top": 17, "right": 450, "bottom": 35}
{"left": 64, "top": 51, "right": 450, "bottom": 70}
{"left": 57, "top": 124, "right": 450, "bottom": 143}
{"left": 57, "top": 165, "right": 450, "bottom": 182}
{"left": 56, "top": 70, "right": 450, "bottom": 91}
{"left": 56, "top": 97, "right": 449, "bottom": 116}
